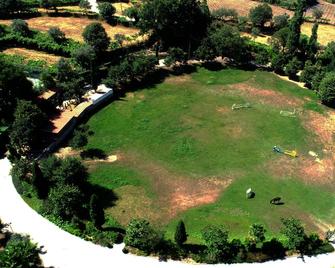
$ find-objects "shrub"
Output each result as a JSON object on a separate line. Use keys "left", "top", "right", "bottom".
{"left": 98, "top": 2, "right": 116, "bottom": 23}
{"left": 82, "top": 22, "right": 110, "bottom": 54}
{"left": 318, "top": 72, "right": 335, "bottom": 106}
{"left": 249, "top": 3, "right": 273, "bottom": 28}
{"left": 44, "top": 183, "right": 83, "bottom": 220}
{"left": 273, "top": 14, "right": 289, "bottom": 30}
{"left": 48, "top": 27, "right": 65, "bottom": 43}
{"left": 124, "top": 219, "right": 161, "bottom": 253}
{"left": 11, "top": 19, "right": 30, "bottom": 37}
{"left": 0, "top": 234, "right": 41, "bottom": 268}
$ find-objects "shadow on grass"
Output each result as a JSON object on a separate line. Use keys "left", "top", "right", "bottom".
{"left": 88, "top": 184, "right": 118, "bottom": 209}
{"left": 80, "top": 148, "right": 107, "bottom": 160}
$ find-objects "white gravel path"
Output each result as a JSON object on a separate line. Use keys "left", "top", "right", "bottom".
{"left": 0, "top": 158, "right": 334, "bottom": 268}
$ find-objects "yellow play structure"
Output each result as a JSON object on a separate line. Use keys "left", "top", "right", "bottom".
{"left": 273, "top": 146, "right": 298, "bottom": 158}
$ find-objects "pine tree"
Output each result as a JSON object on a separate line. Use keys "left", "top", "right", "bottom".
{"left": 89, "top": 194, "right": 105, "bottom": 229}
{"left": 174, "top": 220, "right": 187, "bottom": 247}
{"left": 31, "top": 161, "right": 48, "bottom": 199}
{"left": 286, "top": 0, "right": 305, "bottom": 55}
{"left": 307, "top": 23, "right": 318, "bottom": 61}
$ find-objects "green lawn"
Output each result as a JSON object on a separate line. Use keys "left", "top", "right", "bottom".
{"left": 85, "top": 67, "right": 335, "bottom": 243}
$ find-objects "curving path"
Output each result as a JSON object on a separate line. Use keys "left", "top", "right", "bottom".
{"left": 0, "top": 158, "right": 334, "bottom": 268}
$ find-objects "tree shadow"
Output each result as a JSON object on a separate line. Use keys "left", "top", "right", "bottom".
{"left": 80, "top": 148, "right": 107, "bottom": 160}
{"left": 87, "top": 184, "right": 118, "bottom": 209}
{"left": 262, "top": 238, "right": 286, "bottom": 260}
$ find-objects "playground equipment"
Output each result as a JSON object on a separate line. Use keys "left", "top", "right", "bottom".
{"left": 279, "top": 108, "right": 303, "bottom": 117}
{"left": 273, "top": 145, "right": 298, "bottom": 158}
{"left": 308, "top": 150, "right": 322, "bottom": 163}
{"left": 232, "top": 102, "right": 251, "bottom": 110}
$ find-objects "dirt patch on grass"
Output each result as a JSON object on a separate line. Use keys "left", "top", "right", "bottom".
{"left": 266, "top": 110, "right": 335, "bottom": 185}
{"left": 2, "top": 47, "right": 61, "bottom": 65}
{"left": 106, "top": 185, "right": 162, "bottom": 226}
{"left": 225, "top": 82, "right": 303, "bottom": 108}
{"left": 303, "top": 110, "right": 335, "bottom": 148}
{"left": 117, "top": 152, "right": 234, "bottom": 223}
{"left": 164, "top": 74, "right": 192, "bottom": 85}
{"left": 54, "top": 147, "right": 79, "bottom": 158}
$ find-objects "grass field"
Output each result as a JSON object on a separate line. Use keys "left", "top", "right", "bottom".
{"left": 0, "top": 17, "right": 140, "bottom": 42}
{"left": 84, "top": 67, "right": 335, "bottom": 243}
{"left": 1, "top": 47, "right": 61, "bottom": 65}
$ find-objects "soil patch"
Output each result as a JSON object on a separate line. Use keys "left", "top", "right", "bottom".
{"left": 119, "top": 152, "right": 234, "bottom": 222}
{"left": 225, "top": 82, "right": 304, "bottom": 108}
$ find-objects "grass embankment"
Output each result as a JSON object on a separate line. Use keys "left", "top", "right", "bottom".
{"left": 84, "top": 68, "right": 334, "bottom": 243}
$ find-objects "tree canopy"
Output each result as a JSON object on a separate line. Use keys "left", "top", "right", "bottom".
{"left": 138, "top": 0, "right": 210, "bottom": 53}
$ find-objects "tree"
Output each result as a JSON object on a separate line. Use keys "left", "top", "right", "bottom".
{"left": 306, "top": 23, "right": 318, "bottom": 61}
{"left": 318, "top": 72, "right": 335, "bottom": 106}
{"left": 273, "top": 14, "right": 289, "bottom": 30}
{"left": 56, "top": 58, "right": 74, "bottom": 82}
{"left": 40, "top": 69, "right": 56, "bottom": 89}
{"left": 286, "top": 0, "right": 305, "bottom": 55}
{"left": 285, "top": 57, "right": 302, "bottom": 79}
{"left": 39, "top": 155, "right": 61, "bottom": 182}
{"left": 98, "top": 2, "right": 116, "bottom": 23}
{"left": 300, "top": 60, "right": 319, "bottom": 88}
{"left": 0, "top": 0, "right": 21, "bottom": 15}
{"left": 211, "top": 8, "right": 238, "bottom": 22}
{"left": 89, "top": 194, "right": 105, "bottom": 229}
{"left": 52, "top": 157, "right": 87, "bottom": 187}
{"left": 249, "top": 4, "right": 273, "bottom": 29}
{"left": 69, "top": 129, "right": 88, "bottom": 148}
{"left": 0, "top": 234, "right": 41, "bottom": 268}
{"left": 0, "top": 57, "right": 34, "bottom": 123}
{"left": 281, "top": 218, "right": 306, "bottom": 252}
{"left": 9, "top": 100, "right": 46, "bottom": 156}
{"left": 123, "top": 6, "right": 140, "bottom": 23}
{"left": 165, "top": 47, "right": 187, "bottom": 66}
{"left": 31, "top": 161, "right": 48, "bottom": 199}
{"left": 196, "top": 24, "right": 248, "bottom": 62}
{"left": 174, "top": 220, "right": 187, "bottom": 247}
{"left": 83, "top": 22, "right": 110, "bottom": 54}
{"left": 47, "top": 0, "right": 60, "bottom": 12}
{"left": 138, "top": 0, "right": 210, "bottom": 55}
{"left": 11, "top": 19, "right": 30, "bottom": 37}
{"left": 248, "top": 223, "right": 266, "bottom": 245}
{"left": 79, "top": 0, "right": 91, "bottom": 14}
{"left": 124, "top": 219, "right": 161, "bottom": 253}
{"left": 45, "top": 183, "right": 83, "bottom": 220}
{"left": 271, "top": 52, "right": 287, "bottom": 74}
{"left": 202, "top": 225, "right": 230, "bottom": 263}
{"left": 48, "top": 27, "right": 65, "bottom": 43}
{"left": 312, "top": 8, "right": 323, "bottom": 21}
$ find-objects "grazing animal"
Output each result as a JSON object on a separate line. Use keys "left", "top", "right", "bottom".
{"left": 270, "top": 197, "right": 281, "bottom": 204}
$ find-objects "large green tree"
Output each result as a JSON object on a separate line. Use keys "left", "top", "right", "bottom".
{"left": 196, "top": 24, "right": 248, "bottom": 62}
{"left": 9, "top": 100, "right": 45, "bottom": 156}
{"left": 318, "top": 72, "right": 335, "bottom": 106}
{"left": 286, "top": 0, "right": 305, "bottom": 55}
{"left": 281, "top": 218, "right": 306, "bottom": 252}
{"left": 138, "top": 0, "right": 210, "bottom": 55}
{"left": 82, "top": 22, "right": 110, "bottom": 54}
{"left": 249, "top": 3, "right": 273, "bottom": 28}
{"left": 45, "top": 183, "right": 83, "bottom": 220}
{"left": 124, "top": 219, "right": 161, "bottom": 253}
{"left": 202, "top": 225, "right": 230, "bottom": 263}
{"left": 174, "top": 220, "right": 187, "bottom": 247}
{"left": 0, "top": 57, "right": 34, "bottom": 124}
